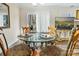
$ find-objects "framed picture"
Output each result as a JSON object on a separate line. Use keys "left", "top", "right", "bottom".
{"left": 0, "top": 3, "right": 10, "bottom": 28}
{"left": 76, "top": 10, "right": 79, "bottom": 20}
{"left": 55, "top": 17, "right": 74, "bottom": 30}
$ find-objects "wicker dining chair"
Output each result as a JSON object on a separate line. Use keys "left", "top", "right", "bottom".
{"left": 40, "top": 28, "right": 79, "bottom": 56}
{"left": 0, "top": 28, "right": 31, "bottom": 56}
{"left": 48, "top": 25, "right": 61, "bottom": 45}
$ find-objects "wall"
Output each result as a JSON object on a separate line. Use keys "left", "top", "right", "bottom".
{"left": 3, "top": 4, "right": 20, "bottom": 47}
{"left": 0, "top": 4, "right": 20, "bottom": 54}
{"left": 36, "top": 10, "right": 50, "bottom": 32}
{"left": 19, "top": 8, "right": 27, "bottom": 27}
{"left": 19, "top": 6, "right": 78, "bottom": 32}
{"left": 49, "top": 6, "right": 77, "bottom": 26}
{"left": 20, "top": 7, "right": 50, "bottom": 32}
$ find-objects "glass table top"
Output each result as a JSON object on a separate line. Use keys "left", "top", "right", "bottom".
{"left": 18, "top": 32, "right": 56, "bottom": 42}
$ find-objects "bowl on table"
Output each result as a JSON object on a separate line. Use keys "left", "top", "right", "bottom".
{"left": 40, "top": 34, "right": 53, "bottom": 39}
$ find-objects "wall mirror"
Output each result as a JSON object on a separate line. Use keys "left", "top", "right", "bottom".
{"left": 0, "top": 3, "right": 10, "bottom": 28}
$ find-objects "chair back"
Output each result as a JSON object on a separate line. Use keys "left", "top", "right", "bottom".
{"left": 48, "top": 25, "right": 59, "bottom": 40}
{"left": 66, "top": 28, "right": 79, "bottom": 56}
{"left": 48, "top": 25, "right": 56, "bottom": 35}
{"left": 0, "top": 28, "right": 8, "bottom": 55}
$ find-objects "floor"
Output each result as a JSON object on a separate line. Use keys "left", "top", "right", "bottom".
{"left": 55, "top": 40, "right": 79, "bottom": 56}
{"left": 0, "top": 39, "right": 79, "bottom": 56}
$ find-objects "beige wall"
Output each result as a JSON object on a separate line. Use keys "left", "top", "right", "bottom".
{"left": 0, "top": 4, "right": 20, "bottom": 54}
{"left": 49, "top": 7, "right": 77, "bottom": 26}
{"left": 19, "top": 8, "right": 27, "bottom": 27}
{"left": 19, "top": 7, "right": 50, "bottom": 32}
{"left": 19, "top": 6, "right": 79, "bottom": 32}
{"left": 3, "top": 4, "right": 20, "bottom": 47}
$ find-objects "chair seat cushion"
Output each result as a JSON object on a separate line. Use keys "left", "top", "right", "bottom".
{"left": 6, "top": 44, "right": 31, "bottom": 56}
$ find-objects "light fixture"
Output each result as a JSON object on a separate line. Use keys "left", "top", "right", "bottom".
{"left": 32, "top": 3, "right": 37, "bottom": 6}
{"left": 32, "top": 3, "right": 45, "bottom": 6}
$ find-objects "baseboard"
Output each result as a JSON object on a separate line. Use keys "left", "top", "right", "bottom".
{"left": 8, "top": 39, "right": 19, "bottom": 48}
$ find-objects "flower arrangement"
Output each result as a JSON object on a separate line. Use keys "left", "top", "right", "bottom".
{"left": 22, "top": 25, "right": 30, "bottom": 34}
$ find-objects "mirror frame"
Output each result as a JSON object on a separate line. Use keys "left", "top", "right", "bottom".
{"left": 0, "top": 3, "right": 10, "bottom": 28}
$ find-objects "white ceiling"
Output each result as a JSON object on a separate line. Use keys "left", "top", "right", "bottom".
{"left": 14, "top": 3, "right": 79, "bottom": 8}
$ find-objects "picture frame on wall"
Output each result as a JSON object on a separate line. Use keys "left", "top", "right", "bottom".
{"left": 0, "top": 3, "right": 10, "bottom": 28}
{"left": 55, "top": 17, "right": 74, "bottom": 30}
{"left": 76, "top": 10, "right": 79, "bottom": 20}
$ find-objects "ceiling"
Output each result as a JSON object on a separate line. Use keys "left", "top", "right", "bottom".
{"left": 14, "top": 3, "right": 79, "bottom": 8}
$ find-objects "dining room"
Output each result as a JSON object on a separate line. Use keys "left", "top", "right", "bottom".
{"left": 0, "top": 3, "right": 79, "bottom": 56}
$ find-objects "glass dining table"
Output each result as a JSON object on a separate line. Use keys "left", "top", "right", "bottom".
{"left": 18, "top": 32, "right": 56, "bottom": 55}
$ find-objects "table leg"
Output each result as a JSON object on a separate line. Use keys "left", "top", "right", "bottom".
{"left": 41, "top": 42, "right": 43, "bottom": 48}
{"left": 33, "top": 42, "right": 36, "bottom": 48}
{"left": 32, "top": 49, "right": 37, "bottom": 56}
{"left": 31, "top": 46, "right": 37, "bottom": 56}
{"left": 24, "top": 41, "right": 27, "bottom": 44}
{"left": 45, "top": 42, "right": 47, "bottom": 47}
